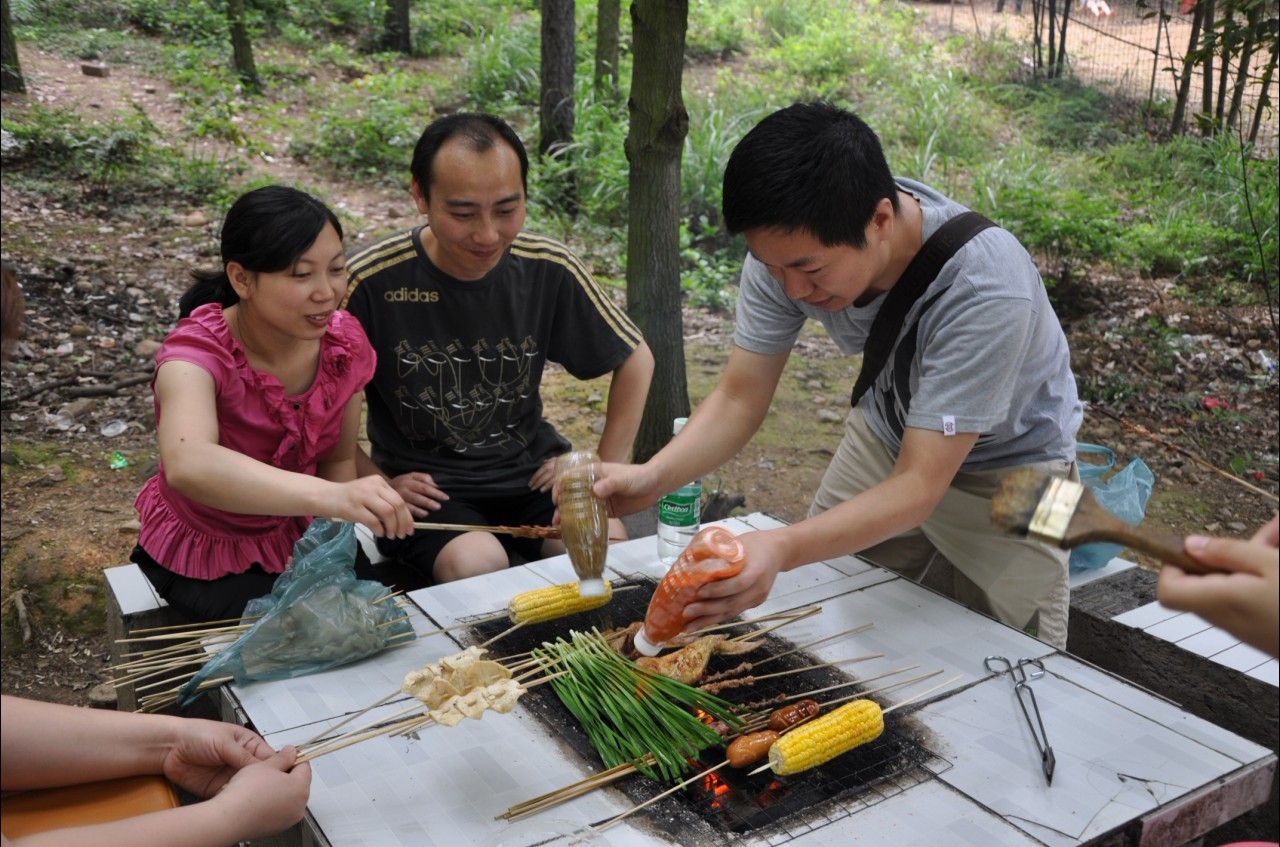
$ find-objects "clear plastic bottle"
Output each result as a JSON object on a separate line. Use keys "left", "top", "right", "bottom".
{"left": 656, "top": 417, "right": 701, "bottom": 567}
{"left": 633, "top": 525, "right": 747, "bottom": 656}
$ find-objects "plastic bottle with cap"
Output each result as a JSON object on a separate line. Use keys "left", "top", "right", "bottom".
{"left": 632, "top": 525, "right": 747, "bottom": 657}
{"left": 554, "top": 450, "right": 609, "bottom": 597}
{"left": 655, "top": 417, "right": 701, "bottom": 567}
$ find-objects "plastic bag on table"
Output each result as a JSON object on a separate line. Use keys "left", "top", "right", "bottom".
{"left": 1069, "top": 442, "right": 1155, "bottom": 571}
{"left": 177, "top": 519, "right": 413, "bottom": 705}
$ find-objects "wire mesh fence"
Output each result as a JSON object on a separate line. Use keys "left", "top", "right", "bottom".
{"left": 914, "top": 0, "right": 1278, "bottom": 153}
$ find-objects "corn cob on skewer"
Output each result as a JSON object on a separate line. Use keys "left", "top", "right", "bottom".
{"left": 507, "top": 580, "right": 614, "bottom": 624}
{"left": 766, "top": 698, "right": 884, "bottom": 775}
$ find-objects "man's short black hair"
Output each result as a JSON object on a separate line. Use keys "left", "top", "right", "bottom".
{"left": 410, "top": 112, "right": 530, "bottom": 198}
{"left": 722, "top": 101, "right": 900, "bottom": 248}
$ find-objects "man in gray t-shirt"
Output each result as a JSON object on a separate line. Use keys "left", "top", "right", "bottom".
{"left": 597, "top": 102, "right": 1082, "bottom": 648}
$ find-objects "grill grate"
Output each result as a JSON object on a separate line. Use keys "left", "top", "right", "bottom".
{"left": 465, "top": 575, "right": 950, "bottom": 845}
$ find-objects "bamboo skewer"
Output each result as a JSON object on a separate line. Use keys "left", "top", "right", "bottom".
{"left": 497, "top": 665, "right": 933, "bottom": 823}
{"left": 124, "top": 614, "right": 261, "bottom": 635}
{"left": 499, "top": 759, "right": 650, "bottom": 821}
{"left": 299, "top": 692, "right": 402, "bottom": 749}
{"left": 747, "top": 673, "right": 964, "bottom": 777}
{"left": 700, "top": 653, "right": 885, "bottom": 695}
{"left": 753, "top": 622, "right": 875, "bottom": 666}
{"left": 594, "top": 760, "right": 733, "bottom": 833}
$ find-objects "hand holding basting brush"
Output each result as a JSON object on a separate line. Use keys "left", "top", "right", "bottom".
{"left": 990, "top": 469, "right": 1216, "bottom": 574}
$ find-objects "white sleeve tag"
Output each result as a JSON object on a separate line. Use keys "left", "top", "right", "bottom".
{"left": 942, "top": 415, "right": 956, "bottom": 436}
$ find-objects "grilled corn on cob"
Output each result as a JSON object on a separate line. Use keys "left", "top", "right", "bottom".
{"left": 766, "top": 699, "right": 883, "bottom": 775}
{"left": 507, "top": 580, "right": 614, "bottom": 624}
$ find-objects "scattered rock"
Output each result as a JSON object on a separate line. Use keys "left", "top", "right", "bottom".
{"left": 80, "top": 63, "right": 110, "bottom": 78}
{"left": 134, "top": 338, "right": 162, "bottom": 357}
{"left": 88, "top": 682, "right": 118, "bottom": 708}
{"left": 817, "top": 408, "right": 844, "bottom": 423}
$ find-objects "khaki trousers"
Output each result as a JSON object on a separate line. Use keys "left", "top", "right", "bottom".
{"left": 809, "top": 407, "right": 1074, "bottom": 649}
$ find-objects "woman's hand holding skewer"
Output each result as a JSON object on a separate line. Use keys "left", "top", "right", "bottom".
{"left": 320, "top": 474, "right": 415, "bottom": 538}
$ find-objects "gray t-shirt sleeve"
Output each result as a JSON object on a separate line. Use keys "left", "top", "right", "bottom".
{"left": 732, "top": 254, "right": 807, "bottom": 354}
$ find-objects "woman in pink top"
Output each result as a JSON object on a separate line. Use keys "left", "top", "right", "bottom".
{"left": 132, "top": 186, "right": 414, "bottom": 621}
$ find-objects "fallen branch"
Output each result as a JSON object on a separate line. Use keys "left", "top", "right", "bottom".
{"left": 1089, "top": 402, "right": 1278, "bottom": 503}
{"left": 65, "top": 374, "right": 152, "bottom": 398}
{"left": 1, "top": 374, "right": 80, "bottom": 407}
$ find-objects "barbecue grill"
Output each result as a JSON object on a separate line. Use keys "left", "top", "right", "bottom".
{"left": 468, "top": 575, "right": 948, "bottom": 844}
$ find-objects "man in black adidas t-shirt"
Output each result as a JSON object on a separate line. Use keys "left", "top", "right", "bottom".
{"left": 342, "top": 113, "right": 653, "bottom": 586}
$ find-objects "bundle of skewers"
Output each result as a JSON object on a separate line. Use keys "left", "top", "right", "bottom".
{"left": 112, "top": 588, "right": 414, "bottom": 712}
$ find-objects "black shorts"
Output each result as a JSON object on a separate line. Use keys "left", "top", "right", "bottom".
{"left": 376, "top": 487, "right": 556, "bottom": 585}
{"left": 133, "top": 542, "right": 379, "bottom": 623}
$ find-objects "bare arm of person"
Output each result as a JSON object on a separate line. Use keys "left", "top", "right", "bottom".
{"left": 593, "top": 345, "right": 790, "bottom": 517}
{"left": 0, "top": 696, "right": 311, "bottom": 847}
{"left": 1157, "top": 514, "right": 1279, "bottom": 658}
{"left": 530, "top": 341, "right": 656, "bottom": 493}
{"left": 314, "top": 394, "right": 415, "bottom": 537}
{"left": 685, "top": 425, "right": 979, "bottom": 629}
{"left": 595, "top": 341, "right": 655, "bottom": 464}
{"left": 154, "top": 362, "right": 409, "bottom": 537}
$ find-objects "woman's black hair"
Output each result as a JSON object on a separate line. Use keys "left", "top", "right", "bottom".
{"left": 178, "top": 186, "right": 344, "bottom": 319}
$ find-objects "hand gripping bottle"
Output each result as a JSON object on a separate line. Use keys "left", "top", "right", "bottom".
{"left": 632, "top": 525, "right": 747, "bottom": 657}
{"left": 554, "top": 450, "right": 609, "bottom": 597}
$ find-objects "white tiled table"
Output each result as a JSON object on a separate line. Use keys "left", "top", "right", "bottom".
{"left": 1113, "top": 601, "right": 1279, "bottom": 687}
{"left": 222, "top": 514, "right": 1275, "bottom": 847}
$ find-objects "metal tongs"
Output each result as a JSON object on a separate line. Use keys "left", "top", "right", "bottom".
{"left": 984, "top": 655, "right": 1055, "bottom": 785}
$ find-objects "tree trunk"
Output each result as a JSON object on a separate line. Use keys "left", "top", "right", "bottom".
{"left": 1, "top": 0, "right": 25, "bottom": 94}
{"left": 226, "top": 0, "right": 261, "bottom": 95}
{"left": 1225, "top": 2, "right": 1260, "bottom": 132}
{"left": 1171, "top": 0, "right": 1206, "bottom": 135}
{"left": 594, "top": 0, "right": 621, "bottom": 99}
{"left": 1054, "top": 0, "right": 1072, "bottom": 78}
{"left": 1200, "top": 0, "right": 1216, "bottom": 122}
{"left": 540, "top": 0, "right": 576, "bottom": 156}
{"left": 384, "top": 0, "right": 411, "bottom": 54}
{"left": 1247, "top": 47, "right": 1275, "bottom": 146}
{"left": 625, "top": 0, "right": 690, "bottom": 464}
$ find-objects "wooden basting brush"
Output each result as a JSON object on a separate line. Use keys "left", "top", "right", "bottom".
{"left": 990, "top": 469, "right": 1215, "bottom": 573}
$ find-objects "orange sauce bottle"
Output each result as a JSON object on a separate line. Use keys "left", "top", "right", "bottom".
{"left": 633, "top": 526, "right": 747, "bottom": 656}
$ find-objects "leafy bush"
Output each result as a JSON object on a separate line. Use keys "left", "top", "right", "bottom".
{"left": 460, "top": 17, "right": 540, "bottom": 107}
{"left": 1, "top": 103, "right": 237, "bottom": 204}
{"left": 286, "top": 67, "right": 442, "bottom": 183}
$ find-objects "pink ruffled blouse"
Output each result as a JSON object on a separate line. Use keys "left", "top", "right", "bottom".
{"left": 134, "top": 303, "right": 376, "bottom": 580}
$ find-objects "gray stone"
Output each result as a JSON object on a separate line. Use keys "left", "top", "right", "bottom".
{"left": 89, "top": 682, "right": 119, "bottom": 708}
{"left": 81, "top": 63, "right": 110, "bottom": 78}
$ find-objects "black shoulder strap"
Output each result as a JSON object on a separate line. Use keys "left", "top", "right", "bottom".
{"left": 849, "top": 210, "right": 996, "bottom": 408}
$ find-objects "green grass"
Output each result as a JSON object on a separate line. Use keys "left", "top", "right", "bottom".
{"left": 7, "top": 0, "right": 1276, "bottom": 308}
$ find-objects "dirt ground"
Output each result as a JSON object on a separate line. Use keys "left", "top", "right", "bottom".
{"left": 1, "top": 47, "right": 1277, "bottom": 710}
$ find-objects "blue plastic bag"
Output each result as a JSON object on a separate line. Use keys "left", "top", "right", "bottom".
{"left": 1069, "top": 443, "right": 1154, "bottom": 571}
{"left": 177, "top": 519, "right": 414, "bottom": 705}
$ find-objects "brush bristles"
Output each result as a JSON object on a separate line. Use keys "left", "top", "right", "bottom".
{"left": 990, "top": 469, "right": 1057, "bottom": 536}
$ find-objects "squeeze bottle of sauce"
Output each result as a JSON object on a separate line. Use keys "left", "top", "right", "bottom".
{"left": 632, "top": 526, "right": 747, "bottom": 657}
